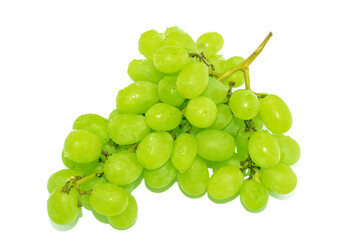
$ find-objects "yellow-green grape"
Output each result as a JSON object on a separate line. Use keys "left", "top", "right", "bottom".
{"left": 171, "top": 133, "right": 197, "bottom": 172}
{"left": 138, "top": 29, "right": 163, "bottom": 61}
{"left": 80, "top": 175, "right": 108, "bottom": 211}
{"left": 108, "top": 193, "right": 138, "bottom": 230}
{"left": 229, "top": 89, "right": 260, "bottom": 120}
{"left": 252, "top": 113, "right": 264, "bottom": 130}
{"left": 209, "top": 152, "right": 245, "bottom": 171}
{"left": 108, "top": 114, "right": 150, "bottom": 145}
{"left": 116, "top": 81, "right": 158, "bottom": 114}
{"left": 260, "top": 94, "right": 292, "bottom": 134}
{"left": 64, "top": 130, "right": 102, "bottom": 164}
{"left": 260, "top": 163, "right": 297, "bottom": 194}
{"left": 184, "top": 96, "right": 217, "bottom": 128}
{"left": 136, "top": 132, "right": 173, "bottom": 169}
{"left": 196, "top": 32, "right": 224, "bottom": 57}
{"left": 248, "top": 130, "right": 280, "bottom": 169}
{"left": 90, "top": 183, "right": 128, "bottom": 216}
{"left": 201, "top": 77, "right": 228, "bottom": 104}
{"left": 104, "top": 151, "right": 143, "bottom": 186}
{"left": 208, "top": 104, "right": 232, "bottom": 130}
{"left": 207, "top": 165, "right": 244, "bottom": 201}
{"left": 47, "top": 188, "right": 80, "bottom": 225}
{"left": 163, "top": 27, "right": 198, "bottom": 52}
{"left": 208, "top": 54, "right": 226, "bottom": 73}
{"left": 73, "top": 114, "right": 109, "bottom": 144}
{"left": 196, "top": 129, "right": 235, "bottom": 161}
{"left": 102, "top": 140, "right": 121, "bottom": 155}
{"left": 127, "top": 59, "right": 164, "bottom": 84}
{"left": 108, "top": 109, "right": 120, "bottom": 120}
{"left": 153, "top": 46, "right": 190, "bottom": 73}
{"left": 222, "top": 116, "right": 246, "bottom": 140}
{"left": 157, "top": 76, "right": 185, "bottom": 106}
{"left": 145, "top": 103, "right": 182, "bottom": 131}
{"left": 240, "top": 179, "right": 269, "bottom": 213}
{"left": 273, "top": 135, "right": 300, "bottom": 166}
{"left": 144, "top": 160, "right": 177, "bottom": 192}
{"left": 177, "top": 156, "right": 209, "bottom": 198}
{"left": 176, "top": 62, "right": 209, "bottom": 99}
{"left": 236, "top": 129, "right": 251, "bottom": 160}
{"left": 92, "top": 211, "right": 110, "bottom": 224}
{"left": 223, "top": 56, "right": 245, "bottom": 87}
{"left": 47, "top": 169, "right": 83, "bottom": 193}
{"left": 62, "top": 150, "right": 103, "bottom": 175}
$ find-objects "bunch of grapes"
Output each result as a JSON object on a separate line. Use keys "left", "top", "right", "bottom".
{"left": 47, "top": 26, "right": 300, "bottom": 231}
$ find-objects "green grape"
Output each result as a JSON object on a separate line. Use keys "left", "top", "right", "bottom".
{"left": 153, "top": 46, "right": 190, "bottom": 73}
{"left": 184, "top": 96, "right": 217, "bottom": 128}
{"left": 121, "top": 174, "right": 143, "bottom": 193}
{"left": 127, "top": 59, "right": 164, "bottom": 84}
{"left": 260, "top": 163, "right": 297, "bottom": 194}
{"left": 207, "top": 165, "right": 244, "bottom": 201}
{"left": 210, "top": 152, "right": 245, "bottom": 172}
{"left": 62, "top": 150, "right": 76, "bottom": 169}
{"left": 177, "top": 156, "right": 209, "bottom": 198}
{"left": 223, "top": 56, "right": 245, "bottom": 87}
{"left": 62, "top": 149, "right": 102, "bottom": 175}
{"left": 222, "top": 116, "right": 245, "bottom": 139}
{"left": 138, "top": 29, "right": 163, "bottom": 60}
{"left": 73, "top": 114, "right": 109, "bottom": 144}
{"left": 252, "top": 113, "right": 264, "bottom": 130}
{"left": 229, "top": 89, "right": 260, "bottom": 120}
{"left": 145, "top": 103, "right": 182, "bottom": 131}
{"left": 64, "top": 130, "right": 102, "bottom": 164}
{"left": 248, "top": 130, "right": 280, "bottom": 169}
{"left": 157, "top": 76, "right": 185, "bottom": 106}
{"left": 176, "top": 62, "right": 209, "bottom": 99}
{"left": 50, "top": 211, "right": 81, "bottom": 231}
{"left": 136, "top": 132, "right": 173, "bottom": 169}
{"left": 260, "top": 94, "right": 292, "bottom": 134}
{"left": 47, "top": 169, "right": 83, "bottom": 193}
{"left": 47, "top": 188, "right": 80, "bottom": 225}
{"left": 143, "top": 160, "right": 177, "bottom": 192}
{"left": 108, "top": 193, "right": 138, "bottom": 230}
{"left": 240, "top": 179, "right": 269, "bottom": 213}
{"left": 104, "top": 151, "right": 143, "bottom": 186}
{"left": 196, "top": 32, "right": 224, "bottom": 57}
{"left": 108, "top": 114, "right": 150, "bottom": 145}
{"left": 208, "top": 54, "right": 226, "bottom": 73}
{"left": 116, "top": 81, "right": 158, "bottom": 114}
{"left": 79, "top": 176, "right": 108, "bottom": 211}
{"left": 196, "top": 130, "right": 235, "bottom": 161}
{"left": 92, "top": 211, "right": 110, "bottom": 224}
{"left": 102, "top": 140, "right": 121, "bottom": 155}
{"left": 201, "top": 77, "right": 228, "bottom": 104}
{"left": 163, "top": 27, "right": 198, "bottom": 52}
{"left": 108, "top": 109, "right": 120, "bottom": 120}
{"left": 273, "top": 134, "right": 300, "bottom": 166}
{"left": 236, "top": 129, "right": 251, "bottom": 160}
{"left": 208, "top": 104, "right": 232, "bottom": 130}
{"left": 171, "top": 133, "right": 197, "bottom": 172}
{"left": 90, "top": 182, "right": 128, "bottom": 216}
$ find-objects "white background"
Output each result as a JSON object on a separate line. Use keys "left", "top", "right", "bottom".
{"left": 1, "top": 0, "right": 359, "bottom": 239}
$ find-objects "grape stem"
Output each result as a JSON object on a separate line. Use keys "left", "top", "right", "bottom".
{"left": 240, "top": 157, "right": 259, "bottom": 179}
{"left": 217, "top": 32, "right": 273, "bottom": 91}
{"left": 225, "top": 81, "right": 235, "bottom": 104}
{"left": 244, "top": 119, "right": 257, "bottom": 132}
{"left": 189, "top": 52, "right": 215, "bottom": 71}
{"left": 62, "top": 170, "right": 104, "bottom": 194}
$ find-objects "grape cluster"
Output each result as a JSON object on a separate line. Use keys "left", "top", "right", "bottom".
{"left": 47, "top": 26, "right": 300, "bottom": 231}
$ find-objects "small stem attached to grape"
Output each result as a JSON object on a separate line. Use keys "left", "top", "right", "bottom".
{"left": 128, "top": 144, "right": 138, "bottom": 152}
{"left": 217, "top": 32, "right": 273, "bottom": 86}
